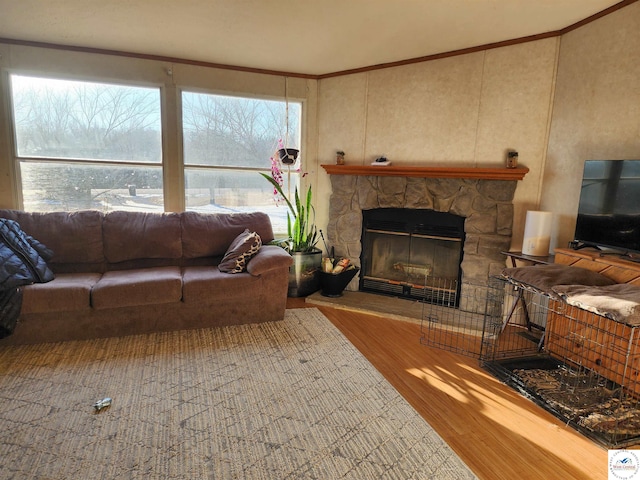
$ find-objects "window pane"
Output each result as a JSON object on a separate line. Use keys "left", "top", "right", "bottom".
{"left": 11, "top": 75, "right": 162, "bottom": 162}
{"left": 182, "top": 91, "right": 303, "bottom": 235}
{"left": 21, "top": 161, "right": 164, "bottom": 212}
{"left": 185, "top": 167, "right": 299, "bottom": 235}
{"left": 182, "top": 91, "right": 301, "bottom": 168}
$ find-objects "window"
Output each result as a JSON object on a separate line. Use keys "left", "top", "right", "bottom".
{"left": 182, "top": 91, "right": 301, "bottom": 234}
{"left": 10, "top": 75, "right": 163, "bottom": 212}
{"left": 9, "top": 75, "right": 304, "bottom": 228}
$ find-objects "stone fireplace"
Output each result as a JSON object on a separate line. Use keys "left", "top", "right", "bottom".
{"left": 323, "top": 165, "right": 525, "bottom": 311}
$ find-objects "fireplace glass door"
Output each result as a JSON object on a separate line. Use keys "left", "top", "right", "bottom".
{"left": 360, "top": 208, "right": 464, "bottom": 305}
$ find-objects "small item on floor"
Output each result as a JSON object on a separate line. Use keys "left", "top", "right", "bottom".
{"left": 93, "top": 397, "right": 112, "bottom": 412}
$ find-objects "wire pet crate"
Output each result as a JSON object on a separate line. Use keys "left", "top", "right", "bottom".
{"left": 422, "top": 275, "right": 640, "bottom": 448}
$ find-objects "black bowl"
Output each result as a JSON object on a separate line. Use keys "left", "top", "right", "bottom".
{"left": 320, "top": 268, "right": 359, "bottom": 297}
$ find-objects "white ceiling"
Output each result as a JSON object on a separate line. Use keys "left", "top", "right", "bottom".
{"left": 0, "top": 0, "right": 625, "bottom": 76}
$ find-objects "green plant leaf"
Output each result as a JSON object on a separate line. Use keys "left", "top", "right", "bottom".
{"left": 260, "top": 171, "right": 318, "bottom": 252}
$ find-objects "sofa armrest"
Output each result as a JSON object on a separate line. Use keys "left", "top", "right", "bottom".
{"left": 246, "top": 246, "right": 293, "bottom": 277}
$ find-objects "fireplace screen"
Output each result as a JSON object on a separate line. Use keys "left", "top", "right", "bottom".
{"left": 360, "top": 208, "right": 464, "bottom": 305}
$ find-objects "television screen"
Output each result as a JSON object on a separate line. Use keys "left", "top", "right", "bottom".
{"left": 574, "top": 160, "right": 640, "bottom": 255}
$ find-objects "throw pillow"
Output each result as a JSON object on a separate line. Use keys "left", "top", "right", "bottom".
{"left": 218, "top": 229, "right": 262, "bottom": 274}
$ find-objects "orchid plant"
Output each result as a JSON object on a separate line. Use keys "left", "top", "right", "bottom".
{"left": 260, "top": 140, "right": 318, "bottom": 253}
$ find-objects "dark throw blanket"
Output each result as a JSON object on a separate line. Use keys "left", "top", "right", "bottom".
{"left": 0, "top": 288, "right": 23, "bottom": 339}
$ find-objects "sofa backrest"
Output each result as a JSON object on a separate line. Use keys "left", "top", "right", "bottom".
{"left": 0, "top": 209, "right": 105, "bottom": 273}
{"left": 0, "top": 209, "right": 276, "bottom": 272}
{"left": 181, "top": 211, "right": 275, "bottom": 259}
{"left": 103, "top": 211, "right": 182, "bottom": 263}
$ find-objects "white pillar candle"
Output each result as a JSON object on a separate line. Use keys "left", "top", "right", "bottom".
{"left": 522, "top": 211, "right": 553, "bottom": 256}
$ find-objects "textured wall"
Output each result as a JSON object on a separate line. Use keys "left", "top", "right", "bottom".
{"left": 542, "top": 2, "right": 640, "bottom": 251}
{"left": 316, "top": 39, "right": 559, "bottom": 252}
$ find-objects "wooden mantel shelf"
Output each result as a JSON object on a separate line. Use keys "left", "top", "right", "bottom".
{"left": 321, "top": 164, "right": 529, "bottom": 181}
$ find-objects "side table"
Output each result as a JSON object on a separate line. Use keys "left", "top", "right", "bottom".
{"left": 501, "top": 250, "right": 555, "bottom": 268}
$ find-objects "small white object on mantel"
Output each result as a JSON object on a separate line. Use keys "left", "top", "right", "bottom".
{"left": 371, "top": 156, "right": 392, "bottom": 166}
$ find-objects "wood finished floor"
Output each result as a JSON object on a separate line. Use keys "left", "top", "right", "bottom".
{"left": 287, "top": 297, "right": 613, "bottom": 480}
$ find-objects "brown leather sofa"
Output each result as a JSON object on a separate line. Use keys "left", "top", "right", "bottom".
{"left": 0, "top": 209, "right": 293, "bottom": 344}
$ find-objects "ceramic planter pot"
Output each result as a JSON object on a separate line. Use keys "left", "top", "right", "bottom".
{"left": 278, "top": 148, "right": 299, "bottom": 165}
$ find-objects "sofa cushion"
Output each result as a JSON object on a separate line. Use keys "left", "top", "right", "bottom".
{"left": 182, "top": 266, "right": 261, "bottom": 302}
{"left": 21, "top": 273, "right": 102, "bottom": 314}
{"left": 0, "top": 210, "right": 104, "bottom": 264}
{"left": 218, "top": 229, "right": 262, "bottom": 273}
{"left": 181, "top": 211, "right": 274, "bottom": 259}
{"left": 103, "top": 211, "right": 182, "bottom": 263}
{"left": 91, "top": 267, "right": 182, "bottom": 310}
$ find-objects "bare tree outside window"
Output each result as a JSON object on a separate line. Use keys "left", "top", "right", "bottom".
{"left": 10, "top": 75, "right": 304, "bottom": 229}
{"left": 182, "top": 91, "right": 302, "bottom": 234}
{"left": 11, "top": 75, "right": 163, "bottom": 212}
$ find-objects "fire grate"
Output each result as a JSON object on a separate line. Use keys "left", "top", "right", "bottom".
{"left": 422, "top": 275, "right": 640, "bottom": 447}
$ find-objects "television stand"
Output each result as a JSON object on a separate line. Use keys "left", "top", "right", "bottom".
{"left": 554, "top": 248, "right": 640, "bottom": 283}
{"left": 584, "top": 248, "right": 640, "bottom": 263}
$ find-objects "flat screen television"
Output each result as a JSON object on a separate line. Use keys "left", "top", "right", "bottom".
{"left": 574, "top": 159, "right": 640, "bottom": 256}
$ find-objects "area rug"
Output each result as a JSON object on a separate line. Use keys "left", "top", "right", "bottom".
{"left": 0, "top": 308, "right": 476, "bottom": 479}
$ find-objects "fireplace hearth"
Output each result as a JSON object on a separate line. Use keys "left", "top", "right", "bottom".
{"left": 360, "top": 208, "right": 464, "bottom": 305}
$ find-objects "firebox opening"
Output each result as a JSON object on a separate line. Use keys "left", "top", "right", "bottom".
{"left": 360, "top": 208, "right": 465, "bottom": 305}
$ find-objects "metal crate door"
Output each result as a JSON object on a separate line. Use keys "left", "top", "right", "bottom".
{"left": 420, "top": 278, "right": 503, "bottom": 358}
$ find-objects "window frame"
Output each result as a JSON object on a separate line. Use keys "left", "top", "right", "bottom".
{"left": 8, "top": 72, "right": 166, "bottom": 212}
{"left": 180, "top": 87, "right": 304, "bottom": 234}
{"left": 4, "top": 66, "right": 309, "bottom": 230}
